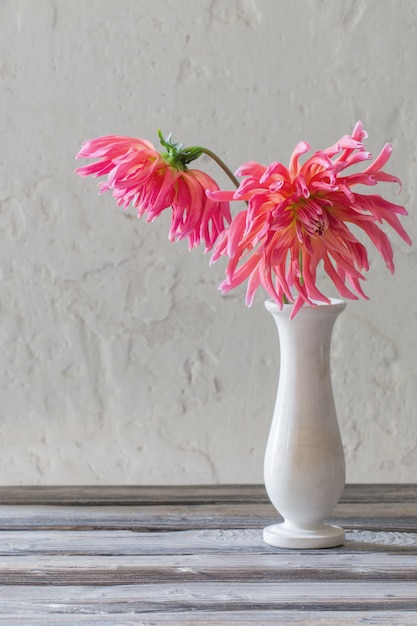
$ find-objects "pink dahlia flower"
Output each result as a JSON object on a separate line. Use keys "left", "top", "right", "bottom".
{"left": 209, "top": 122, "right": 411, "bottom": 317}
{"left": 75, "top": 135, "right": 231, "bottom": 250}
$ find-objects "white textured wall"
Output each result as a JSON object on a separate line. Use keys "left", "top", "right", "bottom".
{"left": 1, "top": 0, "right": 416, "bottom": 485}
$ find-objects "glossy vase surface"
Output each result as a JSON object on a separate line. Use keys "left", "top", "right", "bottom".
{"left": 263, "top": 298, "right": 346, "bottom": 549}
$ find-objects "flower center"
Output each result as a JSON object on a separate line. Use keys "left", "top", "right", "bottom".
{"left": 294, "top": 198, "right": 329, "bottom": 239}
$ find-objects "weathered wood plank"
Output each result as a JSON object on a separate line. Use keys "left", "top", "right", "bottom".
{"left": 0, "top": 485, "right": 414, "bottom": 622}
{"left": 0, "top": 552, "right": 416, "bottom": 585}
{"left": 341, "top": 484, "right": 417, "bottom": 503}
{"left": 0, "top": 502, "right": 415, "bottom": 531}
{"left": 0, "top": 611, "right": 415, "bottom": 625}
{"left": 0, "top": 485, "right": 269, "bottom": 506}
{"left": 0, "top": 528, "right": 416, "bottom": 556}
{"left": 0, "top": 484, "right": 415, "bottom": 506}
{"left": 0, "top": 582, "right": 416, "bottom": 611}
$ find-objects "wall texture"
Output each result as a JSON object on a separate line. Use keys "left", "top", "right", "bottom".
{"left": 0, "top": 0, "right": 416, "bottom": 484}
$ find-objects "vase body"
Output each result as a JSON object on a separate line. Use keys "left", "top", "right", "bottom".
{"left": 263, "top": 298, "right": 346, "bottom": 549}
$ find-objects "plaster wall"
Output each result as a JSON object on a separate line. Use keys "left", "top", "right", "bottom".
{"left": 1, "top": 0, "right": 416, "bottom": 484}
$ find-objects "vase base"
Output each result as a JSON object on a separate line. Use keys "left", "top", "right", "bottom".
{"left": 263, "top": 522, "right": 345, "bottom": 549}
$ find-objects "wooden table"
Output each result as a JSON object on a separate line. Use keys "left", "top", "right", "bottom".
{"left": 0, "top": 484, "right": 416, "bottom": 624}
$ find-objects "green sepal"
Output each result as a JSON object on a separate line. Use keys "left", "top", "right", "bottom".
{"left": 158, "top": 130, "right": 203, "bottom": 171}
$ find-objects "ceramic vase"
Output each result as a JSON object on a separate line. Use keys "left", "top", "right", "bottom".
{"left": 263, "top": 298, "right": 346, "bottom": 549}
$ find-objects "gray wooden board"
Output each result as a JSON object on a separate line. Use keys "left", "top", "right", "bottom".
{"left": 0, "top": 485, "right": 415, "bottom": 623}
{"left": 0, "top": 552, "right": 417, "bottom": 585}
{"left": 0, "top": 484, "right": 415, "bottom": 505}
{"left": 0, "top": 582, "right": 416, "bottom": 610}
{"left": 0, "top": 503, "right": 415, "bottom": 531}
{"left": 0, "top": 612, "right": 417, "bottom": 626}
{"left": 0, "top": 528, "right": 417, "bottom": 556}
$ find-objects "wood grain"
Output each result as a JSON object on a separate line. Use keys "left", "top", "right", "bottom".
{"left": 0, "top": 612, "right": 415, "bottom": 625}
{"left": 0, "top": 502, "right": 415, "bottom": 532}
{"left": 1, "top": 552, "right": 417, "bottom": 585}
{"left": 0, "top": 483, "right": 415, "bottom": 505}
{"left": 0, "top": 581, "right": 416, "bottom": 610}
{"left": 0, "top": 484, "right": 415, "bottom": 623}
{"left": 0, "top": 528, "right": 416, "bottom": 556}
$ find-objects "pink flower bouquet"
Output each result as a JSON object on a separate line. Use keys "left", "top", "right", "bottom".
{"left": 76, "top": 122, "right": 411, "bottom": 317}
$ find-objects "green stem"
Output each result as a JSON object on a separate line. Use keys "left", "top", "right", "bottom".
{"left": 299, "top": 250, "right": 304, "bottom": 286}
{"left": 188, "top": 146, "right": 240, "bottom": 189}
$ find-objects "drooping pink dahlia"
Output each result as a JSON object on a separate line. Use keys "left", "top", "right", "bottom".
{"left": 75, "top": 134, "right": 231, "bottom": 250}
{"left": 209, "top": 122, "right": 411, "bottom": 317}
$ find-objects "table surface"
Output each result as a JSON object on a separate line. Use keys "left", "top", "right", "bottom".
{"left": 0, "top": 484, "right": 416, "bottom": 624}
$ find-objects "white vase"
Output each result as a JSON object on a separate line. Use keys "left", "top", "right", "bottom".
{"left": 263, "top": 298, "right": 346, "bottom": 549}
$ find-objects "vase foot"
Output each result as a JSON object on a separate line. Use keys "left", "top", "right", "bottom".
{"left": 263, "top": 522, "right": 345, "bottom": 549}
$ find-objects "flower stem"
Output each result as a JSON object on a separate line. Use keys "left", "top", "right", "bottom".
{"left": 299, "top": 250, "right": 304, "bottom": 286}
{"left": 189, "top": 146, "right": 240, "bottom": 189}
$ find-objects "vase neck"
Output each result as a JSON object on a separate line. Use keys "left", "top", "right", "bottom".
{"left": 266, "top": 301, "right": 345, "bottom": 379}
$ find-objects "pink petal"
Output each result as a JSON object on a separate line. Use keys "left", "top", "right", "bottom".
{"left": 289, "top": 142, "right": 311, "bottom": 176}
